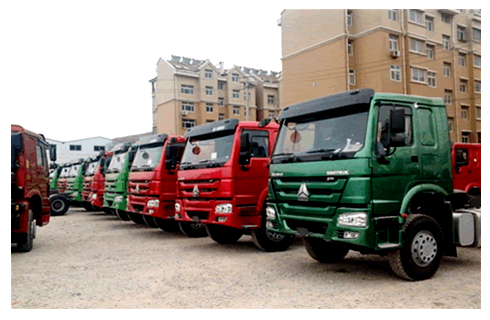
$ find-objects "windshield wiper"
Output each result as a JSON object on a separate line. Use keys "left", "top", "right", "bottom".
{"left": 198, "top": 159, "right": 212, "bottom": 163}
{"left": 306, "top": 148, "right": 336, "bottom": 154}
{"left": 272, "top": 152, "right": 293, "bottom": 158}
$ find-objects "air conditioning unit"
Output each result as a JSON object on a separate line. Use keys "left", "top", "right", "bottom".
{"left": 391, "top": 50, "right": 400, "bottom": 58}
{"left": 182, "top": 111, "right": 188, "bottom": 116}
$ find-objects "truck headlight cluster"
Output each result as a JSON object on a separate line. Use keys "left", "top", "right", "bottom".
{"left": 337, "top": 212, "right": 367, "bottom": 227}
{"left": 266, "top": 206, "right": 276, "bottom": 220}
{"left": 147, "top": 200, "right": 160, "bottom": 208}
{"left": 174, "top": 202, "right": 181, "bottom": 212}
{"left": 91, "top": 193, "right": 97, "bottom": 200}
{"left": 215, "top": 203, "right": 232, "bottom": 214}
{"left": 114, "top": 195, "right": 123, "bottom": 203}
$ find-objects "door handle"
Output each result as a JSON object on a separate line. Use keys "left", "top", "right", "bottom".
{"left": 411, "top": 156, "right": 419, "bottom": 163}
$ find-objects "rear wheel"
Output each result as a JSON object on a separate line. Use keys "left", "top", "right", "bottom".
{"left": 17, "top": 210, "right": 35, "bottom": 252}
{"left": 251, "top": 227, "right": 295, "bottom": 252}
{"left": 50, "top": 195, "right": 69, "bottom": 216}
{"left": 304, "top": 237, "right": 349, "bottom": 263}
{"left": 142, "top": 215, "right": 159, "bottom": 228}
{"left": 128, "top": 212, "right": 146, "bottom": 225}
{"left": 179, "top": 221, "right": 208, "bottom": 238}
{"left": 115, "top": 209, "right": 131, "bottom": 221}
{"left": 155, "top": 218, "right": 180, "bottom": 232}
{"left": 206, "top": 224, "right": 243, "bottom": 244}
{"left": 388, "top": 214, "right": 444, "bottom": 281}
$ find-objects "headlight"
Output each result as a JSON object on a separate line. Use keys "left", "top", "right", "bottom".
{"left": 114, "top": 195, "right": 123, "bottom": 203}
{"left": 147, "top": 199, "right": 160, "bottom": 208}
{"left": 175, "top": 202, "right": 181, "bottom": 212}
{"left": 266, "top": 206, "right": 276, "bottom": 220}
{"left": 91, "top": 193, "right": 97, "bottom": 200}
{"left": 215, "top": 203, "right": 232, "bottom": 214}
{"left": 337, "top": 212, "right": 367, "bottom": 227}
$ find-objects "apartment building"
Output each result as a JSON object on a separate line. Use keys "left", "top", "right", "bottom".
{"left": 278, "top": 9, "right": 481, "bottom": 143}
{"left": 151, "top": 56, "right": 281, "bottom": 136}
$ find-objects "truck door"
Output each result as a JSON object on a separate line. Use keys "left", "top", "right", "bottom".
{"left": 453, "top": 146, "right": 472, "bottom": 192}
{"left": 235, "top": 129, "right": 270, "bottom": 208}
{"left": 371, "top": 103, "right": 420, "bottom": 215}
{"left": 35, "top": 140, "right": 50, "bottom": 214}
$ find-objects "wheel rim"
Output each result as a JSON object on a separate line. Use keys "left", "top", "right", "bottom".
{"left": 411, "top": 230, "right": 438, "bottom": 267}
{"left": 52, "top": 199, "right": 64, "bottom": 212}
{"left": 266, "top": 229, "right": 286, "bottom": 242}
{"left": 30, "top": 219, "right": 36, "bottom": 239}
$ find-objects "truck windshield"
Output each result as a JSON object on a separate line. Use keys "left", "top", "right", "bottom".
{"left": 273, "top": 105, "right": 369, "bottom": 163}
{"left": 131, "top": 145, "right": 163, "bottom": 172}
{"left": 69, "top": 164, "right": 81, "bottom": 178}
{"left": 180, "top": 133, "right": 235, "bottom": 169}
{"left": 60, "top": 166, "right": 71, "bottom": 178}
{"left": 85, "top": 161, "right": 99, "bottom": 176}
{"left": 106, "top": 152, "right": 127, "bottom": 173}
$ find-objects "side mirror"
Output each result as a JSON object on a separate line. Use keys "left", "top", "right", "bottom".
{"left": 165, "top": 158, "right": 177, "bottom": 171}
{"left": 239, "top": 132, "right": 251, "bottom": 166}
{"left": 49, "top": 144, "right": 57, "bottom": 162}
{"left": 389, "top": 108, "right": 407, "bottom": 147}
{"left": 258, "top": 118, "right": 271, "bottom": 127}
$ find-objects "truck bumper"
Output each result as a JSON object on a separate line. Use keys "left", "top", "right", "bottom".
{"left": 11, "top": 202, "right": 27, "bottom": 231}
{"left": 126, "top": 194, "right": 175, "bottom": 220}
{"left": 89, "top": 191, "right": 104, "bottom": 208}
{"left": 104, "top": 192, "right": 126, "bottom": 211}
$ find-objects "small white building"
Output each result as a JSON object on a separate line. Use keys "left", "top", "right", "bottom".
{"left": 47, "top": 136, "right": 114, "bottom": 165}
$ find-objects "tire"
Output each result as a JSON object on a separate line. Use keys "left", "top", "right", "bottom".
{"left": 127, "top": 212, "right": 146, "bottom": 225}
{"left": 82, "top": 202, "right": 93, "bottom": 211}
{"left": 142, "top": 215, "right": 159, "bottom": 228}
{"left": 154, "top": 218, "right": 180, "bottom": 232}
{"left": 92, "top": 206, "right": 102, "bottom": 212}
{"left": 304, "top": 237, "right": 349, "bottom": 263}
{"left": 50, "top": 195, "right": 69, "bottom": 216}
{"left": 179, "top": 221, "right": 208, "bottom": 238}
{"left": 17, "top": 209, "right": 35, "bottom": 252}
{"left": 251, "top": 227, "right": 295, "bottom": 252}
{"left": 101, "top": 207, "right": 112, "bottom": 215}
{"left": 115, "top": 209, "right": 131, "bottom": 221}
{"left": 388, "top": 214, "right": 444, "bottom": 281}
{"left": 205, "top": 224, "right": 243, "bottom": 244}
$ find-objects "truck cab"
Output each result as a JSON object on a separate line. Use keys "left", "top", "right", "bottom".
{"left": 65, "top": 158, "right": 87, "bottom": 204}
{"left": 452, "top": 143, "right": 480, "bottom": 196}
{"left": 81, "top": 154, "right": 103, "bottom": 211}
{"left": 266, "top": 89, "right": 480, "bottom": 280}
{"left": 11, "top": 124, "right": 53, "bottom": 252}
{"left": 88, "top": 151, "right": 113, "bottom": 211}
{"left": 125, "top": 134, "right": 186, "bottom": 229}
{"left": 57, "top": 163, "right": 72, "bottom": 193}
{"left": 174, "top": 119, "right": 295, "bottom": 252}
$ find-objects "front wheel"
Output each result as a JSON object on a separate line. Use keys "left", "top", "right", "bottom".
{"left": 50, "top": 195, "right": 69, "bottom": 216}
{"left": 179, "top": 221, "right": 208, "bottom": 238}
{"left": 304, "top": 237, "right": 349, "bottom": 263}
{"left": 127, "top": 212, "right": 145, "bottom": 225}
{"left": 17, "top": 209, "right": 36, "bottom": 252}
{"left": 82, "top": 201, "right": 93, "bottom": 211}
{"left": 206, "top": 224, "right": 243, "bottom": 244}
{"left": 115, "top": 209, "right": 131, "bottom": 221}
{"left": 388, "top": 214, "right": 444, "bottom": 281}
{"left": 142, "top": 215, "right": 159, "bottom": 228}
{"left": 155, "top": 218, "right": 180, "bottom": 232}
{"left": 251, "top": 227, "right": 295, "bottom": 252}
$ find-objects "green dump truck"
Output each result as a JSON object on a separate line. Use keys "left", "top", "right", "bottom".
{"left": 266, "top": 89, "right": 481, "bottom": 281}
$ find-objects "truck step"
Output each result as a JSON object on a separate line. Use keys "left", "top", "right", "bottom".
{"left": 378, "top": 243, "right": 401, "bottom": 249}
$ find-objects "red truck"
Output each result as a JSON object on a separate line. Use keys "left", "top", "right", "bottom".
{"left": 174, "top": 119, "right": 295, "bottom": 252}
{"left": 452, "top": 143, "right": 481, "bottom": 195}
{"left": 81, "top": 151, "right": 113, "bottom": 211}
{"left": 11, "top": 125, "right": 55, "bottom": 252}
{"left": 125, "top": 134, "right": 186, "bottom": 230}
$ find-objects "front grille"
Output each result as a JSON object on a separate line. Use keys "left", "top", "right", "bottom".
{"left": 186, "top": 211, "right": 209, "bottom": 221}
{"left": 133, "top": 204, "right": 144, "bottom": 212}
{"left": 285, "top": 219, "right": 328, "bottom": 235}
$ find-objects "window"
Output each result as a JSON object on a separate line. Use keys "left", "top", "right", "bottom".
{"left": 206, "top": 120, "right": 214, "bottom": 123}
{"left": 473, "top": 28, "right": 481, "bottom": 41}
{"left": 233, "top": 90, "right": 239, "bottom": 99}
{"left": 206, "top": 104, "right": 214, "bottom": 113}
{"left": 443, "top": 63, "right": 451, "bottom": 77}
{"left": 182, "top": 102, "right": 195, "bottom": 112}
{"left": 389, "top": 35, "right": 399, "bottom": 51}
{"left": 348, "top": 41, "right": 353, "bottom": 55}
{"left": 458, "top": 53, "right": 466, "bottom": 66}
{"left": 457, "top": 26, "right": 467, "bottom": 41}
{"left": 474, "top": 55, "right": 481, "bottom": 67}
{"left": 250, "top": 136, "right": 269, "bottom": 158}
{"left": 181, "top": 84, "right": 194, "bottom": 95}
{"left": 462, "top": 132, "right": 471, "bottom": 143}
{"left": 218, "top": 83, "right": 225, "bottom": 90}
{"left": 377, "top": 105, "right": 413, "bottom": 155}
{"left": 426, "top": 45, "right": 435, "bottom": 59}
{"left": 182, "top": 119, "right": 196, "bottom": 129}
{"left": 388, "top": 9, "right": 397, "bottom": 21}
{"left": 205, "top": 69, "right": 213, "bottom": 79}
{"left": 269, "top": 111, "right": 275, "bottom": 118}
{"left": 348, "top": 70, "right": 356, "bottom": 85}
{"left": 478, "top": 132, "right": 481, "bottom": 143}
{"left": 409, "top": 9, "right": 424, "bottom": 24}
{"left": 233, "top": 106, "right": 240, "bottom": 115}
{"left": 442, "top": 35, "right": 450, "bottom": 50}
{"left": 94, "top": 146, "right": 105, "bottom": 151}
{"left": 476, "top": 107, "right": 481, "bottom": 120}
{"left": 461, "top": 106, "right": 469, "bottom": 119}
{"left": 268, "top": 95, "right": 275, "bottom": 104}
{"left": 475, "top": 80, "right": 481, "bottom": 93}
{"left": 244, "top": 92, "right": 249, "bottom": 101}
{"left": 460, "top": 79, "right": 467, "bottom": 93}
{"left": 232, "top": 73, "right": 239, "bottom": 82}
{"left": 70, "top": 145, "right": 81, "bottom": 151}
{"left": 205, "top": 86, "right": 213, "bottom": 95}
{"left": 411, "top": 67, "right": 426, "bottom": 82}
{"left": 218, "top": 98, "right": 224, "bottom": 106}
{"left": 426, "top": 16, "right": 434, "bottom": 31}
{"left": 448, "top": 118, "right": 454, "bottom": 132}
{"left": 347, "top": 10, "right": 353, "bottom": 26}
{"left": 36, "top": 145, "right": 44, "bottom": 166}
{"left": 441, "top": 13, "right": 451, "bottom": 23}
{"left": 390, "top": 65, "right": 401, "bottom": 81}
{"left": 428, "top": 72, "right": 437, "bottom": 88}
{"left": 418, "top": 108, "right": 435, "bottom": 146}
{"left": 444, "top": 90, "right": 452, "bottom": 105}
{"left": 219, "top": 113, "right": 225, "bottom": 121}
{"left": 410, "top": 38, "right": 425, "bottom": 53}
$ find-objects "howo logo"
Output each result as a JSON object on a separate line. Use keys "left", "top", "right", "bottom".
{"left": 193, "top": 185, "right": 200, "bottom": 198}
{"left": 297, "top": 183, "right": 309, "bottom": 202}
{"left": 135, "top": 185, "right": 140, "bottom": 194}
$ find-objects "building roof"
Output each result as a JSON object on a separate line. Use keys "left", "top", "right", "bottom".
{"left": 111, "top": 132, "right": 154, "bottom": 144}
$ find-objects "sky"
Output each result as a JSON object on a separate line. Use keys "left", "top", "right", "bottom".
{"left": 5, "top": 1, "right": 289, "bottom": 141}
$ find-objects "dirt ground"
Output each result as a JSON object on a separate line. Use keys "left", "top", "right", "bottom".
{"left": 11, "top": 207, "right": 481, "bottom": 309}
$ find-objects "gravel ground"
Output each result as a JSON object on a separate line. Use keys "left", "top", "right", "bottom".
{"left": 11, "top": 207, "right": 481, "bottom": 309}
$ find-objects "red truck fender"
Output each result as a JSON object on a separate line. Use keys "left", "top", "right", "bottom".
{"left": 256, "top": 187, "right": 270, "bottom": 215}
